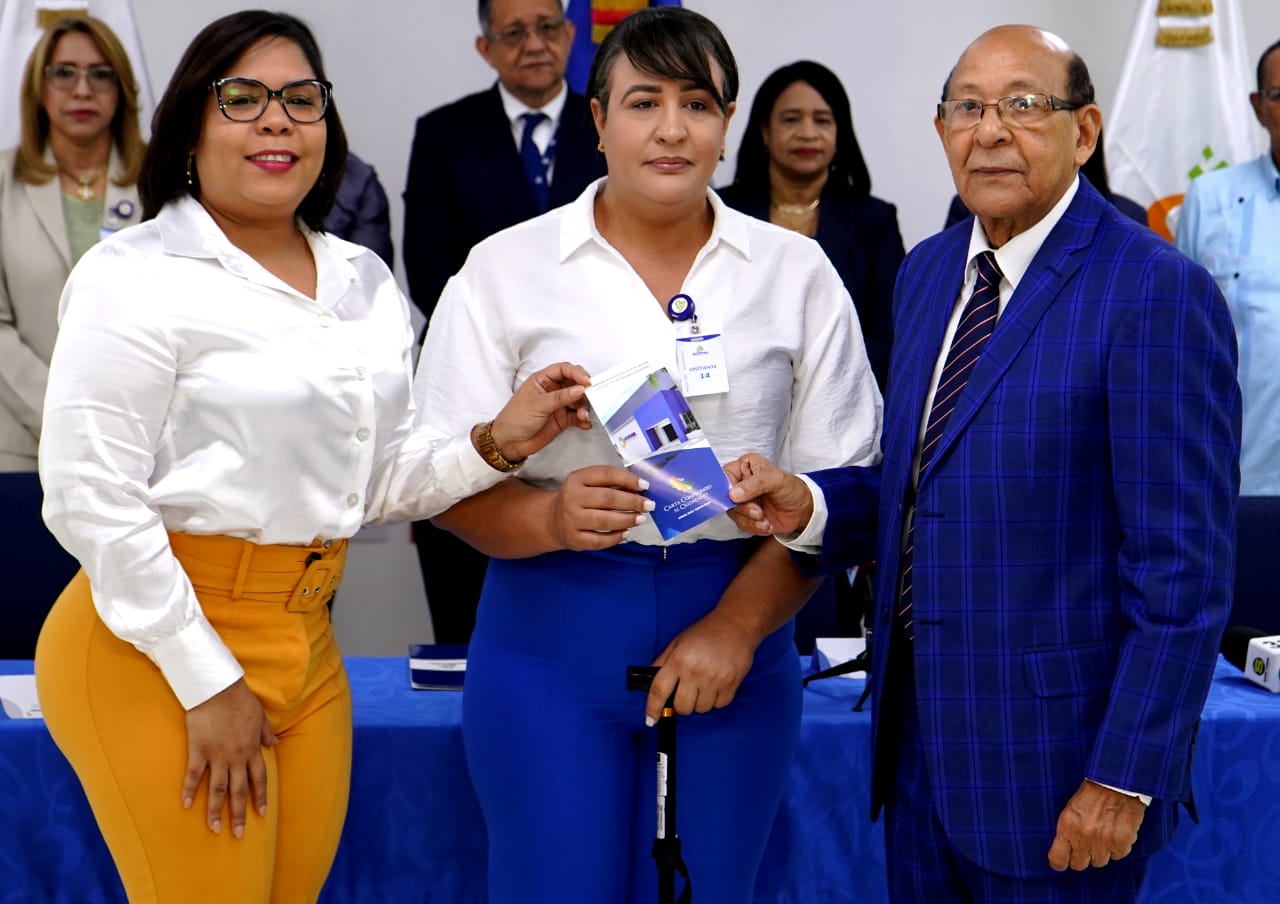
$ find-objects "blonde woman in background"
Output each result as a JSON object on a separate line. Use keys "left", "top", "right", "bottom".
{"left": 0, "top": 15, "right": 144, "bottom": 470}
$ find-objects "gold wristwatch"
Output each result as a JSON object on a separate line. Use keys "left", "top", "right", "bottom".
{"left": 472, "top": 420, "right": 526, "bottom": 473}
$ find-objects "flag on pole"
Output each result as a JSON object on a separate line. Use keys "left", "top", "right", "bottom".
{"left": 0, "top": 0, "right": 154, "bottom": 150}
{"left": 565, "top": 0, "right": 681, "bottom": 96}
{"left": 1107, "top": 0, "right": 1259, "bottom": 240}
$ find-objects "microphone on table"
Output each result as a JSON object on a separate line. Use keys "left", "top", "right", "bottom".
{"left": 1221, "top": 625, "right": 1280, "bottom": 693}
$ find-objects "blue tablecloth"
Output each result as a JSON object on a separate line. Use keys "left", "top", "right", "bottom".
{"left": 2, "top": 656, "right": 1278, "bottom": 902}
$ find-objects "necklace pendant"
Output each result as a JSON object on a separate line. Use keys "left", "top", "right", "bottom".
{"left": 77, "top": 183, "right": 94, "bottom": 200}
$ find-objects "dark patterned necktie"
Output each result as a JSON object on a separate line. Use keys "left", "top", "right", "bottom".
{"left": 897, "top": 250, "right": 1003, "bottom": 640}
{"left": 520, "top": 112, "right": 550, "bottom": 214}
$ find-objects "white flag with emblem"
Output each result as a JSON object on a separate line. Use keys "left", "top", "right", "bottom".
{"left": 0, "top": 0, "right": 153, "bottom": 149}
{"left": 1107, "top": 0, "right": 1260, "bottom": 240}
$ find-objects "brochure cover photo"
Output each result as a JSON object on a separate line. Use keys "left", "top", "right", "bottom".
{"left": 585, "top": 362, "right": 733, "bottom": 540}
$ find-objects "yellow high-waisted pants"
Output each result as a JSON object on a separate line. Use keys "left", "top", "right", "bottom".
{"left": 35, "top": 533, "right": 353, "bottom": 904}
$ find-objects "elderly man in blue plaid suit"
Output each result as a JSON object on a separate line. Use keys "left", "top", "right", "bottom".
{"left": 726, "top": 25, "right": 1241, "bottom": 903}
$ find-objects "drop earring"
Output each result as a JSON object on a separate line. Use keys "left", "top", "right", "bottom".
{"left": 186, "top": 154, "right": 194, "bottom": 188}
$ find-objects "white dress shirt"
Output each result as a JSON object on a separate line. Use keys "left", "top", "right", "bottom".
{"left": 416, "top": 178, "right": 883, "bottom": 546}
{"left": 40, "top": 195, "right": 504, "bottom": 708}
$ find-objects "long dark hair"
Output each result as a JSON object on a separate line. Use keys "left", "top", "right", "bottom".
{"left": 138, "top": 10, "right": 347, "bottom": 229}
{"left": 731, "top": 60, "right": 871, "bottom": 201}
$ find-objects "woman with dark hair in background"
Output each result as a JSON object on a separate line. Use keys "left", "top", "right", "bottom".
{"left": 719, "top": 59, "right": 904, "bottom": 391}
{"left": 418, "top": 8, "right": 881, "bottom": 902}
{"left": 34, "top": 10, "right": 589, "bottom": 902}
{"left": 0, "top": 16, "right": 144, "bottom": 471}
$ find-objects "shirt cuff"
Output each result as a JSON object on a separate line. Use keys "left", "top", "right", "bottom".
{"left": 1088, "top": 778, "right": 1152, "bottom": 807}
{"left": 148, "top": 614, "right": 245, "bottom": 710}
{"left": 774, "top": 474, "right": 828, "bottom": 555}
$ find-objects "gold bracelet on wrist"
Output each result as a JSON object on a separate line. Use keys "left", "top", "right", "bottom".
{"left": 472, "top": 420, "right": 525, "bottom": 473}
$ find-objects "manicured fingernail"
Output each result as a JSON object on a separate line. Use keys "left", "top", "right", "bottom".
{"left": 258, "top": 804, "right": 267, "bottom": 816}
{"left": 210, "top": 819, "right": 221, "bottom": 834}
{"left": 233, "top": 825, "right": 244, "bottom": 839}
{"left": 183, "top": 797, "right": 192, "bottom": 809}
{"left": 643, "top": 500, "right": 655, "bottom": 512}
{"left": 637, "top": 478, "right": 650, "bottom": 490}
{"left": 635, "top": 514, "right": 647, "bottom": 526}
{"left": 645, "top": 716, "right": 656, "bottom": 728}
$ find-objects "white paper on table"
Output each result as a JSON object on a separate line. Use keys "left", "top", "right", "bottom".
{"left": 0, "top": 675, "right": 42, "bottom": 719}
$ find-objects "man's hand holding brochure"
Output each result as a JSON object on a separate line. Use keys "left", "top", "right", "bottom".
{"left": 584, "top": 360, "right": 734, "bottom": 540}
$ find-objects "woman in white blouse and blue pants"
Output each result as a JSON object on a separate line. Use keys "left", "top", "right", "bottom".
{"left": 33, "top": 12, "right": 589, "bottom": 904}
{"left": 419, "top": 10, "right": 882, "bottom": 904}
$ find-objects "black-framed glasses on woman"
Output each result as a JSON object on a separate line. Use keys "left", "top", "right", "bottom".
{"left": 211, "top": 77, "right": 332, "bottom": 123}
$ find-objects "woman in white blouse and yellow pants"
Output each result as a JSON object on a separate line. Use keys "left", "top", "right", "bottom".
{"left": 34, "top": 12, "right": 588, "bottom": 904}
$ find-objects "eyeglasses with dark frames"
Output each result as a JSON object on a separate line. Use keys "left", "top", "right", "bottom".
{"left": 486, "top": 16, "right": 567, "bottom": 48}
{"left": 937, "top": 93, "right": 1082, "bottom": 129}
{"left": 211, "top": 77, "right": 332, "bottom": 124}
{"left": 45, "top": 64, "right": 117, "bottom": 92}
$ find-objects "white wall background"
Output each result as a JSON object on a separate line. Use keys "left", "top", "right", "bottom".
{"left": 117, "top": 0, "right": 1280, "bottom": 654}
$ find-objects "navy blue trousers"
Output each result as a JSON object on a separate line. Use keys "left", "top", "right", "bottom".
{"left": 883, "top": 645, "right": 1149, "bottom": 903}
{"left": 463, "top": 540, "right": 801, "bottom": 904}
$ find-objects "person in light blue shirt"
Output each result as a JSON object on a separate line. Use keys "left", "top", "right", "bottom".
{"left": 1177, "top": 38, "right": 1280, "bottom": 496}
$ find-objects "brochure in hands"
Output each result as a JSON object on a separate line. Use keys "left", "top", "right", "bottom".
{"left": 585, "top": 361, "right": 733, "bottom": 540}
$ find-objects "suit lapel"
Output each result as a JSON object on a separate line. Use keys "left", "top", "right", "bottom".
{"left": 549, "top": 91, "right": 603, "bottom": 207}
{"left": 26, "top": 154, "right": 72, "bottom": 268}
{"left": 102, "top": 146, "right": 140, "bottom": 233}
{"left": 894, "top": 234, "right": 968, "bottom": 474}
{"left": 477, "top": 84, "right": 537, "bottom": 219}
{"left": 813, "top": 185, "right": 855, "bottom": 254}
{"left": 922, "top": 183, "right": 1105, "bottom": 479}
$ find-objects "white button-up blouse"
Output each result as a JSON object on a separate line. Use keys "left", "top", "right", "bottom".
{"left": 417, "top": 179, "right": 884, "bottom": 547}
{"left": 39, "top": 195, "right": 503, "bottom": 708}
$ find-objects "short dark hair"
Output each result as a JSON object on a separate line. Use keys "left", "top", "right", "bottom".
{"left": 587, "top": 7, "right": 737, "bottom": 118}
{"left": 138, "top": 10, "right": 347, "bottom": 230}
{"left": 730, "top": 60, "right": 871, "bottom": 201}
{"left": 478, "top": 0, "right": 565, "bottom": 32}
{"left": 940, "top": 51, "right": 1095, "bottom": 107}
{"left": 1259, "top": 39, "right": 1280, "bottom": 92}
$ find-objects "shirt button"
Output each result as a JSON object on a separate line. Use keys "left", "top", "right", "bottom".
{"left": 319, "top": 313, "right": 335, "bottom": 327}
{"left": 355, "top": 366, "right": 368, "bottom": 380}
{"left": 356, "top": 427, "right": 371, "bottom": 442}
{"left": 346, "top": 493, "right": 360, "bottom": 508}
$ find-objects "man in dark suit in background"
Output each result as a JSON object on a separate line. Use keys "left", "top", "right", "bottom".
{"left": 403, "top": 0, "right": 606, "bottom": 644}
{"left": 727, "top": 25, "right": 1239, "bottom": 902}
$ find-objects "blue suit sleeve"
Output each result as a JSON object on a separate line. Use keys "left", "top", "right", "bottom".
{"left": 1088, "top": 249, "right": 1240, "bottom": 800}
{"left": 809, "top": 466, "right": 882, "bottom": 573}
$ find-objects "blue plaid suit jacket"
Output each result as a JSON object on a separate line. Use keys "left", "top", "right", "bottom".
{"left": 812, "top": 178, "right": 1241, "bottom": 877}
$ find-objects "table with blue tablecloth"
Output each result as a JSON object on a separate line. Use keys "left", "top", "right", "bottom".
{"left": 2, "top": 656, "right": 1278, "bottom": 902}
